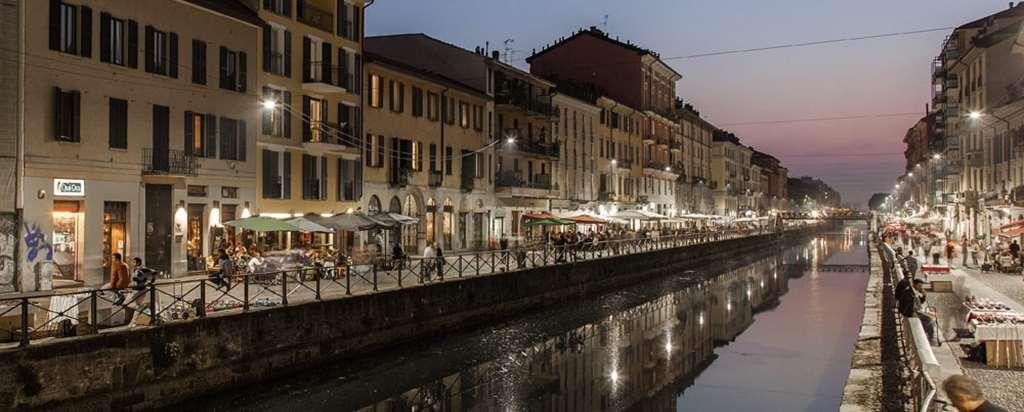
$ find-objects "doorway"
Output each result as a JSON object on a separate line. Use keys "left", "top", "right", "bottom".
{"left": 102, "top": 201, "right": 128, "bottom": 281}
{"left": 144, "top": 184, "right": 172, "bottom": 274}
{"left": 51, "top": 200, "right": 82, "bottom": 281}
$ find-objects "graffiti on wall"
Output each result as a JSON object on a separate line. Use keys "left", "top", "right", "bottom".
{"left": 23, "top": 222, "right": 53, "bottom": 263}
{"left": 0, "top": 215, "right": 14, "bottom": 292}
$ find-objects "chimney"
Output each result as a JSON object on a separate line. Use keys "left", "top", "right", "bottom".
{"left": 492, "top": 50, "right": 500, "bottom": 60}
{"left": 1011, "top": 2, "right": 1016, "bottom": 9}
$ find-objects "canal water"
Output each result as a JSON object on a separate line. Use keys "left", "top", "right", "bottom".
{"left": 212, "top": 226, "right": 868, "bottom": 412}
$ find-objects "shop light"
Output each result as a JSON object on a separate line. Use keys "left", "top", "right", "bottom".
{"left": 240, "top": 202, "right": 252, "bottom": 219}
{"left": 209, "top": 201, "right": 222, "bottom": 227}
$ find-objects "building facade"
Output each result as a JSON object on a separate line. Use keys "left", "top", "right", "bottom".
{"left": 361, "top": 51, "right": 495, "bottom": 253}
{"left": 676, "top": 104, "right": 714, "bottom": 214}
{"left": 551, "top": 90, "right": 601, "bottom": 209}
{"left": 0, "top": 0, "right": 20, "bottom": 293}
{"left": 19, "top": 0, "right": 262, "bottom": 290}
{"left": 710, "top": 131, "right": 752, "bottom": 217}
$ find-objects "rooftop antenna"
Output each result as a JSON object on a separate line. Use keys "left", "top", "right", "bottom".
{"left": 503, "top": 38, "right": 515, "bottom": 63}
{"left": 602, "top": 14, "right": 609, "bottom": 30}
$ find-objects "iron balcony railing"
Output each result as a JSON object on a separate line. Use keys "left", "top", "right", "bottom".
{"left": 428, "top": 170, "right": 443, "bottom": 187}
{"left": 389, "top": 167, "right": 410, "bottom": 188}
{"left": 495, "top": 170, "right": 553, "bottom": 190}
{"left": 499, "top": 136, "right": 559, "bottom": 158}
{"left": 0, "top": 223, "right": 819, "bottom": 349}
{"left": 297, "top": 1, "right": 334, "bottom": 33}
{"left": 142, "top": 148, "right": 197, "bottom": 176}
{"left": 494, "top": 90, "right": 554, "bottom": 117}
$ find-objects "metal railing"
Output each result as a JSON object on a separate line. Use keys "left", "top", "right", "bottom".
{"left": 297, "top": 1, "right": 334, "bottom": 33}
{"left": 142, "top": 148, "right": 198, "bottom": 176}
{"left": 0, "top": 224, "right": 817, "bottom": 349}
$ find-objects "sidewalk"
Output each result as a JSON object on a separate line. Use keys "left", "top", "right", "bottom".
{"left": 917, "top": 255, "right": 1024, "bottom": 411}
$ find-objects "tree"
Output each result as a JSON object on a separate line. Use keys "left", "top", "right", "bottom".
{"left": 868, "top": 193, "right": 889, "bottom": 211}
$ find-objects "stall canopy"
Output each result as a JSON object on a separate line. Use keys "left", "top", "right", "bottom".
{"left": 371, "top": 212, "right": 418, "bottom": 226}
{"left": 324, "top": 212, "right": 392, "bottom": 231}
{"left": 998, "top": 226, "right": 1024, "bottom": 238}
{"left": 287, "top": 216, "right": 335, "bottom": 233}
{"left": 224, "top": 216, "right": 303, "bottom": 232}
{"left": 558, "top": 211, "right": 611, "bottom": 225}
{"left": 611, "top": 210, "right": 665, "bottom": 221}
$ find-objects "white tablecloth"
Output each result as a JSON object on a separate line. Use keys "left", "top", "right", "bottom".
{"left": 975, "top": 323, "right": 1024, "bottom": 341}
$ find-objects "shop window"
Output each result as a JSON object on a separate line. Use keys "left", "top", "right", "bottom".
{"left": 52, "top": 200, "right": 81, "bottom": 281}
{"left": 102, "top": 201, "right": 128, "bottom": 278}
{"left": 425, "top": 198, "right": 436, "bottom": 245}
{"left": 442, "top": 198, "right": 453, "bottom": 248}
{"left": 186, "top": 204, "right": 205, "bottom": 271}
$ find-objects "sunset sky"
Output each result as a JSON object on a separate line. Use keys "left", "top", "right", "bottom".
{"left": 367, "top": 0, "right": 1015, "bottom": 206}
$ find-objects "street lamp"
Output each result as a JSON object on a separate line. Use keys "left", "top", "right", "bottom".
{"left": 261, "top": 100, "right": 277, "bottom": 110}
{"left": 933, "top": 154, "right": 941, "bottom": 160}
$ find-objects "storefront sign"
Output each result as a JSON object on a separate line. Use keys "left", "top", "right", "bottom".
{"left": 53, "top": 179, "right": 85, "bottom": 196}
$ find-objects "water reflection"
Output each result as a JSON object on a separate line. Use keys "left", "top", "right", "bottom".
{"left": 223, "top": 228, "right": 867, "bottom": 412}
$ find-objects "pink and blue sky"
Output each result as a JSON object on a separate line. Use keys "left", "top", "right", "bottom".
{"left": 367, "top": 0, "right": 1015, "bottom": 206}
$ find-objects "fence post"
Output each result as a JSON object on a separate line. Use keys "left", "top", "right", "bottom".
{"left": 315, "top": 268, "right": 322, "bottom": 300}
{"left": 457, "top": 256, "right": 464, "bottom": 278}
{"left": 243, "top": 273, "right": 250, "bottom": 311}
{"left": 149, "top": 285, "right": 159, "bottom": 325}
{"left": 346, "top": 264, "right": 352, "bottom": 295}
{"left": 19, "top": 298, "right": 29, "bottom": 347}
{"left": 198, "top": 280, "right": 207, "bottom": 318}
{"left": 89, "top": 291, "right": 98, "bottom": 332}
{"left": 281, "top": 271, "right": 289, "bottom": 305}
{"left": 475, "top": 254, "right": 481, "bottom": 276}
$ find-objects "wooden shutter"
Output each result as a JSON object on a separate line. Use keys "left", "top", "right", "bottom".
{"left": 80, "top": 6, "right": 92, "bottom": 57}
{"left": 238, "top": 120, "right": 247, "bottom": 161}
{"left": 322, "top": 42, "right": 333, "bottom": 84}
{"left": 109, "top": 98, "right": 127, "bottom": 149}
{"left": 144, "top": 25, "right": 154, "bottom": 73}
{"left": 283, "top": 91, "right": 292, "bottom": 138}
{"left": 49, "top": 0, "right": 60, "bottom": 51}
{"left": 126, "top": 20, "right": 138, "bottom": 68}
{"left": 71, "top": 91, "right": 81, "bottom": 141}
{"left": 205, "top": 113, "right": 217, "bottom": 158}
{"left": 301, "top": 95, "right": 311, "bottom": 142}
{"left": 282, "top": 0, "right": 292, "bottom": 17}
{"left": 168, "top": 32, "right": 178, "bottom": 78}
{"left": 219, "top": 117, "right": 231, "bottom": 159}
{"left": 99, "top": 13, "right": 111, "bottom": 63}
{"left": 283, "top": 30, "right": 292, "bottom": 77}
{"left": 377, "top": 134, "right": 384, "bottom": 167}
{"left": 364, "top": 134, "right": 372, "bottom": 167}
{"left": 238, "top": 51, "right": 247, "bottom": 92}
{"left": 262, "top": 149, "right": 277, "bottom": 198}
{"left": 353, "top": 5, "right": 361, "bottom": 42}
{"left": 192, "top": 40, "right": 206, "bottom": 85}
{"left": 283, "top": 152, "right": 292, "bottom": 199}
{"left": 301, "top": 36, "right": 310, "bottom": 82}
{"left": 337, "top": 1, "right": 347, "bottom": 38}
{"left": 53, "top": 87, "right": 63, "bottom": 140}
{"left": 262, "top": 24, "right": 272, "bottom": 73}
{"left": 417, "top": 142, "right": 423, "bottom": 172}
{"left": 183, "top": 111, "right": 194, "bottom": 155}
{"left": 353, "top": 53, "right": 361, "bottom": 94}
{"left": 354, "top": 159, "right": 363, "bottom": 199}
{"left": 399, "top": 83, "right": 405, "bottom": 113}
{"left": 218, "top": 46, "right": 227, "bottom": 89}
{"left": 338, "top": 48, "right": 347, "bottom": 88}
{"left": 320, "top": 156, "right": 328, "bottom": 200}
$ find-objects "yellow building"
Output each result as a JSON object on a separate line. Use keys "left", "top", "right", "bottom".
{"left": 640, "top": 111, "right": 681, "bottom": 215}
{"left": 676, "top": 105, "right": 715, "bottom": 214}
{"left": 361, "top": 52, "right": 495, "bottom": 253}
{"left": 254, "top": 0, "right": 365, "bottom": 224}
{"left": 595, "top": 97, "right": 644, "bottom": 214}
{"left": 552, "top": 90, "right": 601, "bottom": 210}
{"left": 19, "top": 0, "right": 263, "bottom": 289}
{"left": 710, "top": 131, "right": 753, "bottom": 217}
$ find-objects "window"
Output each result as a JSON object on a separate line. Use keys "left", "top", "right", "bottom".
{"left": 219, "top": 47, "right": 246, "bottom": 92}
{"left": 426, "top": 92, "right": 439, "bottom": 121}
{"left": 411, "top": 87, "right": 423, "bottom": 117}
{"left": 184, "top": 111, "right": 206, "bottom": 156}
{"left": 100, "top": 13, "right": 125, "bottom": 65}
{"left": 263, "top": 24, "right": 290, "bottom": 77}
{"left": 445, "top": 146, "right": 453, "bottom": 176}
{"left": 262, "top": 150, "right": 291, "bottom": 199}
{"left": 191, "top": 39, "right": 207, "bottom": 85}
{"left": 264, "top": 0, "right": 291, "bottom": 17}
{"left": 108, "top": 98, "right": 127, "bottom": 149}
{"left": 369, "top": 74, "right": 383, "bottom": 108}
{"left": 302, "top": 154, "right": 328, "bottom": 200}
{"left": 337, "top": 158, "right": 362, "bottom": 201}
{"left": 388, "top": 81, "right": 404, "bottom": 112}
{"left": 459, "top": 102, "right": 469, "bottom": 128}
{"left": 261, "top": 87, "right": 290, "bottom": 138}
{"left": 302, "top": 96, "right": 327, "bottom": 143}
{"left": 446, "top": 97, "right": 456, "bottom": 125}
{"left": 54, "top": 87, "right": 80, "bottom": 142}
{"left": 429, "top": 143, "right": 437, "bottom": 172}
{"left": 364, "top": 134, "right": 384, "bottom": 168}
{"left": 50, "top": 1, "right": 91, "bottom": 57}
{"left": 145, "top": 26, "right": 177, "bottom": 77}
{"left": 219, "top": 117, "right": 247, "bottom": 161}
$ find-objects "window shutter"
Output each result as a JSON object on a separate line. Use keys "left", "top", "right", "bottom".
{"left": 71, "top": 91, "right": 81, "bottom": 141}
{"left": 53, "top": 87, "right": 63, "bottom": 139}
{"left": 283, "top": 152, "right": 291, "bottom": 199}
{"left": 282, "top": 0, "right": 292, "bottom": 18}
{"left": 263, "top": 0, "right": 271, "bottom": 10}
{"left": 320, "top": 156, "right": 328, "bottom": 199}
{"left": 109, "top": 98, "right": 127, "bottom": 149}
{"left": 183, "top": 111, "right": 194, "bottom": 155}
{"left": 80, "top": 6, "right": 92, "bottom": 58}
{"left": 99, "top": 13, "right": 111, "bottom": 63}
{"left": 205, "top": 113, "right": 217, "bottom": 158}
{"left": 262, "top": 24, "right": 272, "bottom": 73}
{"left": 353, "top": 53, "right": 361, "bottom": 94}
{"left": 49, "top": 0, "right": 60, "bottom": 51}
{"left": 192, "top": 40, "right": 206, "bottom": 85}
{"left": 238, "top": 51, "right": 247, "bottom": 92}
{"left": 377, "top": 135, "right": 384, "bottom": 167}
{"left": 338, "top": 48, "right": 347, "bottom": 88}
{"left": 283, "top": 30, "right": 292, "bottom": 77}
{"left": 218, "top": 46, "right": 227, "bottom": 89}
{"left": 353, "top": 5, "right": 361, "bottom": 42}
{"left": 354, "top": 159, "right": 362, "bottom": 199}
{"left": 144, "top": 25, "right": 154, "bottom": 73}
{"left": 353, "top": 107, "right": 361, "bottom": 144}
{"left": 301, "top": 95, "right": 311, "bottom": 142}
{"left": 219, "top": 117, "right": 231, "bottom": 159}
{"left": 417, "top": 142, "right": 423, "bottom": 172}
{"left": 238, "top": 120, "right": 247, "bottom": 162}
{"left": 337, "top": 1, "right": 347, "bottom": 38}
{"left": 296, "top": 0, "right": 305, "bottom": 19}
{"left": 399, "top": 84, "right": 405, "bottom": 112}
{"left": 283, "top": 91, "right": 292, "bottom": 138}
{"left": 126, "top": 20, "right": 138, "bottom": 68}
{"left": 322, "top": 41, "right": 332, "bottom": 84}
{"left": 364, "top": 134, "right": 372, "bottom": 167}
{"left": 301, "top": 36, "right": 311, "bottom": 82}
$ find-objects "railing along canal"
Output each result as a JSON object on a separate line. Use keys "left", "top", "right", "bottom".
{"left": 0, "top": 224, "right": 816, "bottom": 349}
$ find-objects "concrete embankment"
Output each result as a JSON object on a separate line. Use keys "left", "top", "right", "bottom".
{"left": 0, "top": 228, "right": 819, "bottom": 411}
{"left": 839, "top": 238, "right": 883, "bottom": 411}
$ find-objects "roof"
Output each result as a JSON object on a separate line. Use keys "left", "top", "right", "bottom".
{"left": 975, "top": 20, "right": 1024, "bottom": 47}
{"left": 366, "top": 33, "right": 491, "bottom": 94}
{"left": 956, "top": 2, "right": 1024, "bottom": 30}
{"left": 750, "top": 149, "right": 781, "bottom": 167}
{"left": 712, "top": 129, "right": 742, "bottom": 145}
{"left": 184, "top": 0, "right": 263, "bottom": 27}
{"left": 363, "top": 51, "right": 491, "bottom": 99}
{"left": 526, "top": 26, "right": 682, "bottom": 78}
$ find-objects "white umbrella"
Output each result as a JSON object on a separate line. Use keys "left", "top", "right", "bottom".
{"left": 287, "top": 216, "right": 335, "bottom": 233}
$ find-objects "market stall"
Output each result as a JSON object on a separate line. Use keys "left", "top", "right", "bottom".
{"left": 964, "top": 298, "right": 1024, "bottom": 368}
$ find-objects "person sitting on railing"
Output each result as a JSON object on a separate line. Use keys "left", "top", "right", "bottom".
{"left": 391, "top": 242, "right": 406, "bottom": 270}
{"left": 210, "top": 249, "right": 233, "bottom": 290}
{"left": 942, "top": 375, "right": 1008, "bottom": 412}
{"left": 108, "top": 252, "right": 131, "bottom": 305}
{"left": 126, "top": 257, "right": 157, "bottom": 327}
{"left": 911, "top": 279, "right": 940, "bottom": 347}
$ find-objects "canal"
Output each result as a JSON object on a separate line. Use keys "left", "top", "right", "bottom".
{"left": 208, "top": 226, "right": 868, "bottom": 411}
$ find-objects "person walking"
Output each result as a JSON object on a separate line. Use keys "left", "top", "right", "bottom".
{"left": 961, "top": 235, "right": 969, "bottom": 268}
{"left": 421, "top": 242, "right": 435, "bottom": 282}
{"left": 434, "top": 243, "right": 445, "bottom": 279}
{"left": 942, "top": 375, "right": 1008, "bottom": 412}
{"left": 945, "top": 238, "right": 955, "bottom": 267}
{"left": 127, "top": 257, "right": 157, "bottom": 326}
{"left": 108, "top": 253, "right": 131, "bottom": 305}
{"left": 903, "top": 250, "right": 919, "bottom": 279}
{"left": 1009, "top": 239, "right": 1020, "bottom": 266}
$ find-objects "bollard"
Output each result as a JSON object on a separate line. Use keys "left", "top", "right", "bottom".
{"left": 315, "top": 268, "right": 322, "bottom": 300}
{"left": 89, "top": 291, "right": 98, "bottom": 332}
{"left": 346, "top": 264, "right": 352, "bottom": 295}
{"left": 198, "top": 280, "right": 207, "bottom": 318}
{"left": 20, "top": 298, "right": 29, "bottom": 347}
{"left": 372, "top": 264, "right": 378, "bottom": 291}
{"left": 281, "top": 271, "right": 289, "bottom": 305}
{"left": 149, "top": 286, "right": 159, "bottom": 325}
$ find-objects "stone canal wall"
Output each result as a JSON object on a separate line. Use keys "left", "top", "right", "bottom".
{"left": 839, "top": 236, "right": 883, "bottom": 411}
{"left": 0, "top": 228, "right": 819, "bottom": 411}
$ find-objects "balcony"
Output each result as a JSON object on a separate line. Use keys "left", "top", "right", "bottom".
{"left": 303, "top": 122, "right": 359, "bottom": 154}
{"left": 598, "top": 191, "right": 614, "bottom": 202}
{"left": 142, "top": 149, "right": 197, "bottom": 177}
{"left": 494, "top": 90, "right": 555, "bottom": 118}
{"left": 495, "top": 170, "right": 558, "bottom": 198}
{"left": 460, "top": 174, "right": 474, "bottom": 192}
{"left": 297, "top": 1, "right": 334, "bottom": 33}
{"left": 498, "top": 134, "right": 559, "bottom": 159}
{"left": 656, "top": 136, "right": 670, "bottom": 148}
{"left": 643, "top": 133, "right": 655, "bottom": 144}
{"left": 428, "top": 170, "right": 443, "bottom": 187}
{"left": 389, "top": 168, "right": 410, "bottom": 188}
{"left": 303, "top": 61, "right": 345, "bottom": 94}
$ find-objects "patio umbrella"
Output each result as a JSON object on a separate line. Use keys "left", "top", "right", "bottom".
{"left": 371, "top": 212, "right": 419, "bottom": 226}
{"left": 224, "top": 216, "right": 303, "bottom": 232}
{"left": 563, "top": 214, "right": 610, "bottom": 225}
{"left": 524, "top": 218, "right": 574, "bottom": 226}
{"left": 287, "top": 216, "right": 335, "bottom": 233}
{"left": 325, "top": 212, "right": 392, "bottom": 231}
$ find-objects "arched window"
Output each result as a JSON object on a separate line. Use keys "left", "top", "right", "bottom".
{"left": 425, "top": 198, "right": 436, "bottom": 244}
{"left": 389, "top": 196, "right": 401, "bottom": 213}
{"left": 442, "top": 198, "right": 454, "bottom": 248}
{"left": 368, "top": 195, "right": 382, "bottom": 214}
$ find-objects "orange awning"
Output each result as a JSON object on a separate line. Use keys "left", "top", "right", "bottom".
{"left": 1001, "top": 219, "right": 1024, "bottom": 231}
{"left": 522, "top": 212, "right": 556, "bottom": 220}
{"left": 565, "top": 215, "right": 609, "bottom": 225}
{"left": 999, "top": 226, "right": 1024, "bottom": 238}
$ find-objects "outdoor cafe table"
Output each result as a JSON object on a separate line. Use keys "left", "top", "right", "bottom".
{"left": 971, "top": 321, "right": 1024, "bottom": 368}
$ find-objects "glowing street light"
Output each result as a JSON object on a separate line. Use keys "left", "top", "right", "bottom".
{"left": 908, "top": 172, "right": 913, "bottom": 177}
{"left": 611, "top": 159, "right": 618, "bottom": 166}
{"left": 933, "top": 154, "right": 941, "bottom": 160}
{"left": 261, "top": 100, "right": 278, "bottom": 110}
{"left": 969, "top": 111, "right": 983, "bottom": 120}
